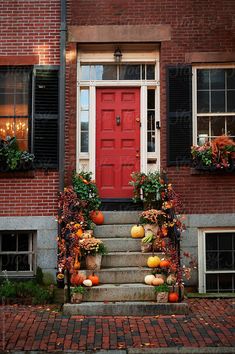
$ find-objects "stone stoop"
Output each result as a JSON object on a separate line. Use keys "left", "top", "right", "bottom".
{"left": 63, "top": 211, "right": 189, "bottom": 316}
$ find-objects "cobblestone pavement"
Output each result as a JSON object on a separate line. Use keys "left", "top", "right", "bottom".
{"left": 0, "top": 299, "right": 234, "bottom": 352}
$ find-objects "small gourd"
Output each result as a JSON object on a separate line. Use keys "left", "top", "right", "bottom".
{"left": 83, "top": 279, "right": 93, "bottom": 287}
{"left": 152, "top": 277, "right": 164, "bottom": 286}
{"left": 166, "top": 274, "right": 177, "bottom": 285}
{"left": 159, "top": 259, "right": 170, "bottom": 268}
{"left": 131, "top": 225, "right": 145, "bottom": 238}
{"left": 144, "top": 274, "right": 155, "bottom": 285}
{"left": 74, "top": 254, "right": 81, "bottom": 270}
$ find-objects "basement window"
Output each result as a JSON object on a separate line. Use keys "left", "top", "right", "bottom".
{"left": 199, "top": 231, "right": 235, "bottom": 293}
{"left": 0, "top": 231, "right": 35, "bottom": 276}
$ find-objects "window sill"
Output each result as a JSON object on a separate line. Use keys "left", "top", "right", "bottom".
{"left": 190, "top": 167, "right": 235, "bottom": 175}
{"left": 0, "top": 170, "right": 35, "bottom": 178}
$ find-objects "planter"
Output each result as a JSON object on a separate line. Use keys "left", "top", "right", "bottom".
{"left": 85, "top": 254, "right": 102, "bottom": 270}
{"left": 144, "top": 224, "right": 159, "bottom": 235}
{"left": 71, "top": 292, "right": 83, "bottom": 304}
{"left": 156, "top": 292, "right": 168, "bottom": 303}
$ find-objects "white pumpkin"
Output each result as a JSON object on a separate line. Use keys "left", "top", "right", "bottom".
{"left": 144, "top": 274, "right": 155, "bottom": 285}
{"left": 83, "top": 279, "right": 93, "bottom": 287}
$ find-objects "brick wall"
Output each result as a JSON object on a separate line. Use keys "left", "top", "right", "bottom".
{"left": 66, "top": 0, "right": 235, "bottom": 214}
{"left": 0, "top": 171, "right": 59, "bottom": 216}
{"left": 0, "top": 0, "right": 61, "bottom": 217}
{"left": 0, "top": 0, "right": 60, "bottom": 65}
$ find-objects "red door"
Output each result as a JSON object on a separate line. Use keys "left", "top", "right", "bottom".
{"left": 96, "top": 88, "right": 140, "bottom": 199}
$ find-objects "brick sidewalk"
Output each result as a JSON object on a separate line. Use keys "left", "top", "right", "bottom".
{"left": 0, "top": 299, "right": 234, "bottom": 352}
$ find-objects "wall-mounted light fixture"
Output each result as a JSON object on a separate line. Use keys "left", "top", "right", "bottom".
{"left": 114, "top": 47, "right": 122, "bottom": 63}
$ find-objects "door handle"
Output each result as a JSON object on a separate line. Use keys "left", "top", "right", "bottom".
{"left": 116, "top": 116, "right": 121, "bottom": 126}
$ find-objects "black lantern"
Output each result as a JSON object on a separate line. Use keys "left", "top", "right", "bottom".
{"left": 114, "top": 47, "right": 122, "bottom": 62}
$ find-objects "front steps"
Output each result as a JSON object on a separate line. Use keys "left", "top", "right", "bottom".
{"left": 63, "top": 211, "right": 189, "bottom": 316}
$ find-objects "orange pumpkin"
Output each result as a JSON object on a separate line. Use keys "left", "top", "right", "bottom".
{"left": 168, "top": 292, "right": 179, "bottom": 303}
{"left": 88, "top": 273, "right": 99, "bottom": 286}
{"left": 152, "top": 277, "right": 164, "bottom": 286}
{"left": 90, "top": 211, "right": 104, "bottom": 225}
{"left": 70, "top": 272, "right": 86, "bottom": 286}
{"left": 131, "top": 224, "right": 145, "bottom": 238}
{"left": 159, "top": 259, "right": 170, "bottom": 268}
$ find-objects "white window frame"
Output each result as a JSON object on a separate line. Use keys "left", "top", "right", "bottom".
{"left": 198, "top": 228, "right": 235, "bottom": 293}
{"left": 0, "top": 231, "right": 36, "bottom": 277}
{"left": 192, "top": 65, "right": 235, "bottom": 146}
{"left": 76, "top": 49, "right": 160, "bottom": 176}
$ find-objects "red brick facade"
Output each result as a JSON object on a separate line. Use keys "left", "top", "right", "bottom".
{"left": 65, "top": 0, "right": 235, "bottom": 214}
{"left": 0, "top": 0, "right": 61, "bottom": 217}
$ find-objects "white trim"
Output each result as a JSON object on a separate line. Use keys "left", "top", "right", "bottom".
{"left": 90, "top": 86, "right": 96, "bottom": 177}
{"left": 140, "top": 86, "right": 147, "bottom": 173}
{"left": 198, "top": 228, "right": 235, "bottom": 293}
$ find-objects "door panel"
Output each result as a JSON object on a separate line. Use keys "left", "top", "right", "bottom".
{"left": 96, "top": 88, "right": 140, "bottom": 198}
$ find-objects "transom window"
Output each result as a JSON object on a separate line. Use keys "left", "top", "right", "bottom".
{"left": 200, "top": 231, "right": 235, "bottom": 293}
{"left": 0, "top": 231, "right": 35, "bottom": 275}
{"left": 0, "top": 68, "right": 31, "bottom": 150}
{"left": 195, "top": 68, "right": 235, "bottom": 145}
{"left": 80, "top": 64, "right": 155, "bottom": 81}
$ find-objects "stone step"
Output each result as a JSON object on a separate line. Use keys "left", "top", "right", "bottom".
{"left": 102, "top": 211, "right": 140, "bottom": 225}
{"left": 86, "top": 267, "right": 150, "bottom": 284}
{"left": 102, "top": 252, "right": 163, "bottom": 268}
{"left": 94, "top": 224, "right": 134, "bottom": 238}
{"left": 100, "top": 237, "right": 141, "bottom": 252}
{"left": 83, "top": 283, "right": 156, "bottom": 302}
{"left": 63, "top": 301, "right": 189, "bottom": 316}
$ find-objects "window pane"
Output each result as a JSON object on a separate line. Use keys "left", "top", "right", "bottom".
{"left": 81, "top": 131, "right": 88, "bottom": 152}
{"left": 147, "top": 90, "right": 155, "bottom": 109}
{"left": 146, "top": 65, "right": 155, "bottom": 80}
{"left": 15, "top": 94, "right": 29, "bottom": 116}
{"left": 147, "top": 132, "right": 155, "bottom": 152}
{"left": 197, "top": 116, "right": 209, "bottom": 144}
{"left": 2, "top": 233, "right": 16, "bottom": 251}
{"left": 17, "top": 254, "right": 30, "bottom": 271}
{"left": 206, "top": 274, "right": 218, "bottom": 292}
{"left": 119, "top": 65, "right": 141, "bottom": 80}
{"left": 92, "top": 65, "right": 117, "bottom": 80}
{"left": 1, "top": 254, "right": 17, "bottom": 271}
{"left": 219, "top": 233, "right": 233, "bottom": 250}
{"left": 18, "top": 233, "right": 29, "bottom": 251}
{"left": 211, "top": 91, "right": 225, "bottom": 112}
{"left": 197, "top": 69, "right": 209, "bottom": 90}
{"left": 219, "top": 273, "right": 233, "bottom": 291}
{"left": 227, "top": 69, "right": 235, "bottom": 89}
{"left": 80, "top": 89, "right": 89, "bottom": 110}
{"left": 147, "top": 111, "right": 155, "bottom": 130}
{"left": 227, "top": 116, "right": 235, "bottom": 137}
{"left": 210, "top": 69, "right": 225, "bottom": 90}
{"left": 206, "top": 251, "right": 218, "bottom": 270}
{"left": 0, "top": 118, "right": 15, "bottom": 139}
{"left": 197, "top": 90, "right": 209, "bottom": 113}
{"left": 0, "top": 72, "right": 15, "bottom": 93}
{"left": 227, "top": 91, "right": 235, "bottom": 112}
{"left": 15, "top": 71, "right": 30, "bottom": 93}
{"left": 211, "top": 116, "right": 225, "bottom": 136}
{"left": 81, "top": 65, "right": 90, "bottom": 80}
{"left": 206, "top": 233, "right": 218, "bottom": 250}
{"left": 15, "top": 118, "right": 28, "bottom": 140}
{"left": 218, "top": 252, "right": 233, "bottom": 270}
{"left": 0, "top": 94, "right": 14, "bottom": 116}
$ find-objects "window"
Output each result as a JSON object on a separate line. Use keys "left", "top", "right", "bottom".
{"left": 147, "top": 89, "right": 156, "bottom": 152}
{"left": 0, "top": 66, "right": 59, "bottom": 168}
{"left": 80, "top": 64, "right": 155, "bottom": 81}
{"left": 80, "top": 89, "right": 89, "bottom": 153}
{"left": 199, "top": 231, "right": 235, "bottom": 293}
{"left": 195, "top": 68, "right": 235, "bottom": 145}
{"left": 0, "top": 68, "right": 31, "bottom": 150}
{"left": 0, "top": 231, "right": 35, "bottom": 275}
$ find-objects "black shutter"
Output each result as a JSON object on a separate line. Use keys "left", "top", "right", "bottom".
{"left": 167, "top": 65, "right": 192, "bottom": 166}
{"left": 33, "top": 68, "right": 59, "bottom": 168}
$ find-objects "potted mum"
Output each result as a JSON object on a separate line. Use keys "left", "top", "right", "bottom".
{"left": 71, "top": 285, "right": 87, "bottom": 304}
{"left": 140, "top": 209, "right": 167, "bottom": 235}
{"left": 79, "top": 238, "right": 107, "bottom": 270}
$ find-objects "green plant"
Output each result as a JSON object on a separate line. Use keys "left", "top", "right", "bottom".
{"left": 0, "top": 136, "right": 35, "bottom": 171}
{"left": 0, "top": 280, "right": 17, "bottom": 298}
{"left": 140, "top": 209, "right": 167, "bottom": 225}
{"left": 129, "top": 171, "right": 163, "bottom": 209}
{"left": 154, "top": 283, "right": 170, "bottom": 293}
{"left": 36, "top": 266, "right": 44, "bottom": 285}
{"left": 71, "top": 285, "right": 87, "bottom": 295}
